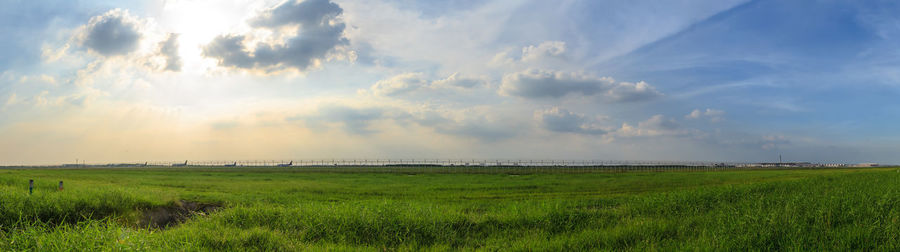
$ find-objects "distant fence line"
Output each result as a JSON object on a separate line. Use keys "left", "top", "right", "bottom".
{"left": 1, "top": 159, "right": 877, "bottom": 174}
{"left": 45, "top": 159, "right": 869, "bottom": 167}
{"left": 139, "top": 159, "right": 738, "bottom": 167}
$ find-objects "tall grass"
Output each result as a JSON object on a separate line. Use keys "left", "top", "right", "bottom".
{"left": 0, "top": 167, "right": 897, "bottom": 250}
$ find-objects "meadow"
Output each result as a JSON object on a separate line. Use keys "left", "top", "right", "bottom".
{"left": 0, "top": 166, "right": 898, "bottom": 250}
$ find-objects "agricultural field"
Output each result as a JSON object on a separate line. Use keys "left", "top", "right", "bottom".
{"left": 0, "top": 167, "right": 899, "bottom": 250}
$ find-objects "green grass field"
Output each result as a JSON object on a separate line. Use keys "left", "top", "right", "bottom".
{"left": 0, "top": 167, "right": 898, "bottom": 250}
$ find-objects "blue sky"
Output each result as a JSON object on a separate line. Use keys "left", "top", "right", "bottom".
{"left": 1, "top": 0, "right": 898, "bottom": 164}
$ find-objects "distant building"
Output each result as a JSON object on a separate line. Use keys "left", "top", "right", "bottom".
{"left": 855, "top": 163, "right": 879, "bottom": 167}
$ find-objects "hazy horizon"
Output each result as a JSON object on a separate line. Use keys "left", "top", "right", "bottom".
{"left": 2, "top": 0, "right": 899, "bottom": 164}
{"left": 7, "top": 158, "right": 870, "bottom": 167}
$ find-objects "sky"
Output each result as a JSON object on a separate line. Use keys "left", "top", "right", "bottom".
{"left": 1, "top": 0, "right": 899, "bottom": 165}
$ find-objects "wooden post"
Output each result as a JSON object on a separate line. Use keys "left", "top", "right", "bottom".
{"left": 59, "top": 181, "right": 64, "bottom": 191}
{"left": 29, "top": 179, "right": 33, "bottom": 194}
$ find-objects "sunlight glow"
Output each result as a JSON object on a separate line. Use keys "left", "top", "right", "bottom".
{"left": 159, "top": 0, "right": 258, "bottom": 73}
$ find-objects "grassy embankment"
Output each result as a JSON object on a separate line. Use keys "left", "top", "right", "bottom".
{"left": 0, "top": 167, "right": 898, "bottom": 250}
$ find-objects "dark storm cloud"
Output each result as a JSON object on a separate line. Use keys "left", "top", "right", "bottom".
{"left": 202, "top": 0, "right": 348, "bottom": 72}
{"left": 79, "top": 9, "right": 141, "bottom": 56}
{"left": 158, "top": 33, "right": 182, "bottom": 71}
{"left": 500, "top": 69, "right": 662, "bottom": 102}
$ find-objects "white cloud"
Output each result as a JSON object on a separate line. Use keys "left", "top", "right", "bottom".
{"left": 499, "top": 69, "right": 662, "bottom": 102}
{"left": 491, "top": 41, "right": 568, "bottom": 68}
{"left": 605, "top": 81, "right": 662, "bottom": 103}
{"left": 522, "top": 41, "right": 567, "bottom": 62}
{"left": 41, "top": 43, "right": 70, "bottom": 63}
{"left": 431, "top": 73, "right": 487, "bottom": 89}
{"left": 614, "top": 115, "right": 692, "bottom": 138}
{"left": 369, "top": 72, "right": 488, "bottom": 97}
{"left": 534, "top": 107, "right": 607, "bottom": 135}
{"left": 370, "top": 73, "right": 429, "bottom": 96}
{"left": 500, "top": 69, "right": 612, "bottom": 98}
{"left": 29, "top": 90, "right": 93, "bottom": 108}
{"left": 686, "top": 109, "right": 702, "bottom": 119}
{"left": 339, "top": 0, "right": 525, "bottom": 75}
{"left": 18, "top": 74, "right": 57, "bottom": 86}
{"left": 685, "top": 108, "right": 725, "bottom": 122}
{"left": 704, "top": 109, "right": 725, "bottom": 117}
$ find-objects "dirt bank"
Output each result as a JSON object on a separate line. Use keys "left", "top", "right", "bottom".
{"left": 139, "top": 200, "right": 221, "bottom": 229}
